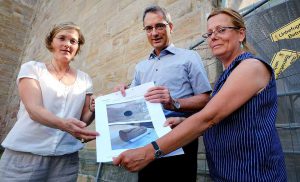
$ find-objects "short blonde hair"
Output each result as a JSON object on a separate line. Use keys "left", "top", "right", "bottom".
{"left": 45, "top": 22, "right": 85, "bottom": 56}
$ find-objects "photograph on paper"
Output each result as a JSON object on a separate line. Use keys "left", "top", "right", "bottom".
{"left": 107, "top": 98, "right": 151, "bottom": 124}
{"left": 109, "top": 122, "right": 158, "bottom": 150}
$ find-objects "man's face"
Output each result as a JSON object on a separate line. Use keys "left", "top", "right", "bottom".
{"left": 143, "top": 12, "right": 173, "bottom": 55}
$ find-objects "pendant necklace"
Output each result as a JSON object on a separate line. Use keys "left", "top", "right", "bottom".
{"left": 51, "top": 60, "right": 70, "bottom": 81}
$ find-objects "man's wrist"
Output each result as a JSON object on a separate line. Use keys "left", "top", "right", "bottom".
{"left": 171, "top": 97, "right": 181, "bottom": 111}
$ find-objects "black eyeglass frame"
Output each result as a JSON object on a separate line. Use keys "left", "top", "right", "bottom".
{"left": 202, "top": 26, "right": 240, "bottom": 39}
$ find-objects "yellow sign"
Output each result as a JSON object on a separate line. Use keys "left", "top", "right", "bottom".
{"left": 271, "top": 49, "right": 300, "bottom": 79}
{"left": 270, "top": 17, "right": 300, "bottom": 42}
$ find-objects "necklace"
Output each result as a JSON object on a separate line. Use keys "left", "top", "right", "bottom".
{"left": 51, "top": 60, "right": 70, "bottom": 81}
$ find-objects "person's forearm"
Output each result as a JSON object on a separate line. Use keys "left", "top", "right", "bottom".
{"left": 156, "top": 111, "right": 214, "bottom": 155}
{"left": 80, "top": 94, "right": 95, "bottom": 126}
{"left": 81, "top": 111, "right": 95, "bottom": 126}
{"left": 26, "top": 105, "right": 66, "bottom": 130}
{"left": 176, "top": 92, "right": 211, "bottom": 112}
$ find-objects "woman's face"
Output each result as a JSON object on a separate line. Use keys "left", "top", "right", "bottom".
{"left": 206, "top": 13, "right": 245, "bottom": 61}
{"left": 51, "top": 29, "right": 79, "bottom": 62}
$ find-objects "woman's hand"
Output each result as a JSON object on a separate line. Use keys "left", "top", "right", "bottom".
{"left": 113, "top": 145, "right": 154, "bottom": 172}
{"left": 62, "top": 118, "right": 99, "bottom": 142}
{"left": 164, "top": 117, "right": 186, "bottom": 129}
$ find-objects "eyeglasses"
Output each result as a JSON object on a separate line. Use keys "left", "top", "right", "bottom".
{"left": 202, "top": 26, "right": 240, "bottom": 39}
{"left": 55, "top": 36, "right": 79, "bottom": 45}
{"left": 143, "top": 23, "right": 169, "bottom": 33}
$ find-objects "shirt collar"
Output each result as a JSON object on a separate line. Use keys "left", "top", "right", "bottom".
{"left": 148, "top": 44, "right": 176, "bottom": 60}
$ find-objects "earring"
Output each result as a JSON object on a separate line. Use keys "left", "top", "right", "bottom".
{"left": 240, "top": 42, "right": 244, "bottom": 49}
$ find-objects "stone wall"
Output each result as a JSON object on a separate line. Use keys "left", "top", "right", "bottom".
{"left": 226, "top": 0, "right": 259, "bottom": 9}
{"left": 0, "top": 0, "right": 38, "bottom": 145}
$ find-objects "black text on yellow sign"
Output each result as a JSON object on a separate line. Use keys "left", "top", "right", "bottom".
{"left": 270, "top": 17, "right": 300, "bottom": 42}
{"left": 271, "top": 49, "right": 300, "bottom": 79}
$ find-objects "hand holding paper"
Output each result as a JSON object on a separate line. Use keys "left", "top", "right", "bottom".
{"left": 112, "top": 144, "right": 155, "bottom": 172}
{"left": 144, "top": 86, "right": 174, "bottom": 110}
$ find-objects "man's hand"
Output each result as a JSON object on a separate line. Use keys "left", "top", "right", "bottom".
{"left": 89, "top": 94, "right": 103, "bottom": 113}
{"left": 89, "top": 95, "right": 96, "bottom": 113}
{"left": 144, "top": 86, "right": 175, "bottom": 110}
{"left": 113, "top": 146, "right": 154, "bottom": 172}
{"left": 113, "top": 83, "right": 129, "bottom": 97}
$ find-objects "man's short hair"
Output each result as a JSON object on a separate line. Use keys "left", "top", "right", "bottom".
{"left": 142, "top": 5, "right": 172, "bottom": 25}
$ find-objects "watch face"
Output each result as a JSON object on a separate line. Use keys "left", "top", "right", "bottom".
{"left": 174, "top": 100, "right": 180, "bottom": 109}
{"left": 155, "top": 150, "right": 163, "bottom": 158}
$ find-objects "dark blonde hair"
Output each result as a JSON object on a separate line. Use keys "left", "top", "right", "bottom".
{"left": 45, "top": 22, "right": 85, "bottom": 56}
{"left": 208, "top": 8, "right": 255, "bottom": 54}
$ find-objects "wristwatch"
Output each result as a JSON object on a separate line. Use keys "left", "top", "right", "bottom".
{"left": 151, "top": 141, "right": 164, "bottom": 159}
{"left": 171, "top": 97, "right": 181, "bottom": 110}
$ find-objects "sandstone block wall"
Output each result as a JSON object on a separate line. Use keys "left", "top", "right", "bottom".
{"left": 0, "top": 0, "right": 38, "bottom": 145}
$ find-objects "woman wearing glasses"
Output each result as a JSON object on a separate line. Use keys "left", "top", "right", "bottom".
{"left": 0, "top": 22, "right": 99, "bottom": 181}
{"left": 113, "top": 8, "right": 287, "bottom": 181}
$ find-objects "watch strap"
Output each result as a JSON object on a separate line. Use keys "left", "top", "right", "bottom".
{"left": 151, "top": 141, "right": 159, "bottom": 150}
{"left": 151, "top": 141, "right": 164, "bottom": 159}
{"left": 171, "top": 97, "right": 181, "bottom": 110}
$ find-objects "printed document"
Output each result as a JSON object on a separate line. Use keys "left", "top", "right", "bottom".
{"left": 95, "top": 82, "right": 184, "bottom": 162}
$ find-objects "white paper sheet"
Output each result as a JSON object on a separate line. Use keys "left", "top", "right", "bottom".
{"left": 95, "top": 82, "right": 184, "bottom": 162}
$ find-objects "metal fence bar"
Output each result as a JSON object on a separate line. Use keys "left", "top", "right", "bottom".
{"left": 276, "top": 123, "right": 300, "bottom": 129}
{"left": 277, "top": 91, "right": 300, "bottom": 97}
{"left": 189, "top": 39, "right": 205, "bottom": 50}
{"left": 95, "top": 162, "right": 102, "bottom": 182}
{"left": 241, "top": 0, "right": 270, "bottom": 17}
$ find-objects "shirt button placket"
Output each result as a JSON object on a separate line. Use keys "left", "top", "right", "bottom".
{"left": 154, "top": 57, "right": 160, "bottom": 85}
